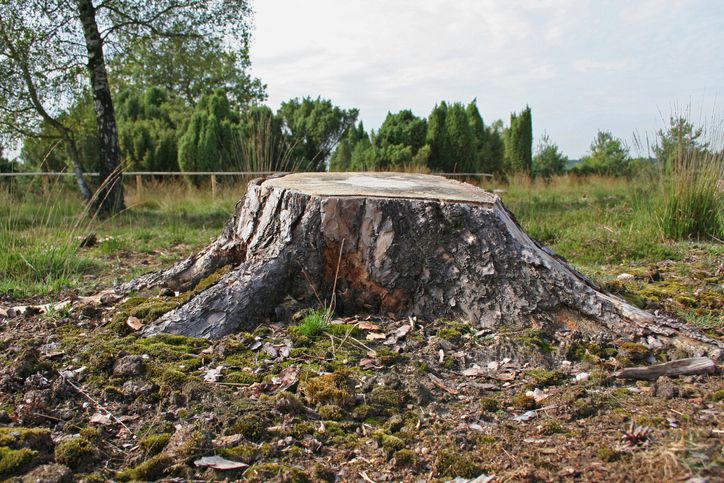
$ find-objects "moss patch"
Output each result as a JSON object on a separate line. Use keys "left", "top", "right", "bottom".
{"left": 300, "top": 372, "right": 355, "bottom": 408}
{"left": 0, "top": 446, "right": 37, "bottom": 477}
{"left": 433, "top": 449, "right": 482, "bottom": 478}
{"left": 54, "top": 437, "right": 97, "bottom": 469}
{"left": 116, "top": 455, "right": 172, "bottom": 481}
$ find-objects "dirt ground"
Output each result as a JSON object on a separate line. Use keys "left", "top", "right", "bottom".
{"left": 0, "top": 270, "right": 721, "bottom": 482}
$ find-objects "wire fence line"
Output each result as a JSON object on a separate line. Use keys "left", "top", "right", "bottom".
{"left": 0, "top": 171, "right": 494, "bottom": 177}
{"left": 0, "top": 170, "right": 494, "bottom": 197}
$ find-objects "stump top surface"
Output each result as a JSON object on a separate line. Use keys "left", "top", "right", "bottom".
{"left": 263, "top": 172, "right": 497, "bottom": 204}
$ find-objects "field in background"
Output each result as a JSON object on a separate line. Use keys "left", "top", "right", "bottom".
{"left": 1, "top": 174, "right": 722, "bottom": 333}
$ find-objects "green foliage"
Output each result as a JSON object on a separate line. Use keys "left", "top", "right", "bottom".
{"left": 295, "top": 310, "right": 331, "bottom": 337}
{"left": 236, "top": 105, "right": 296, "bottom": 172}
{"left": 112, "top": 34, "right": 265, "bottom": 108}
{"left": 426, "top": 100, "right": 505, "bottom": 174}
{"left": 278, "top": 97, "right": 358, "bottom": 171}
{"left": 367, "top": 110, "right": 428, "bottom": 169}
{"left": 178, "top": 90, "right": 239, "bottom": 177}
{"left": 533, "top": 133, "right": 568, "bottom": 180}
{"left": 504, "top": 106, "right": 533, "bottom": 174}
{"left": 20, "top": 95, "right": 100, "bottom": 173}
{"left": 117, "top": 87, "right": 184, "bottom": 172}
{"left": 572, "top": 131, "right": 630, "bottom": 176}
{"left": 655, "top": 117, "right": 722, "bottom": 240}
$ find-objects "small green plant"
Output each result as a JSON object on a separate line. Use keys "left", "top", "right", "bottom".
{"left": 654, "top": 115, "right": 723, "bottom": 240}
{"left": 295, "top": 309, "right": 331, "bottom": 337}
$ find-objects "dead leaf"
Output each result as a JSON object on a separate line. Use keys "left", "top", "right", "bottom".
{"left": 358, "top": 321, "right": 380, "bottom": 331}
{"left": 428, "top": 374, "right": 459, "bottom": 395}
{"left": 393, "top": 324, "right": 411, "bottom": 339}
{"left": 462, "top": 365, "right": 487, "bottom": 377}
{"left": 494, "top": 372, "right": 516, "bottom": 381}
{"left": 126, "top": 316, "right": 143, "bottom": 331}
{"left": 90, "top": 412, "right": 112, "bottom": 425}
{"left": 203, "top": 365, "right": 224, "bottom": 383}
{"left": 366, "top": 332, "right": 386, "bottom": 341}
{"left": 194, "top": 455, "right": 248, "bottom": 471}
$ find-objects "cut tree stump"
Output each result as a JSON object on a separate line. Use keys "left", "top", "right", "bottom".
{"left": 117, "top": 173, "right": 723, "bottom": 358}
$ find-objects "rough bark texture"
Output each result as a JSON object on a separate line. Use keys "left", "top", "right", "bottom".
{"left": 120, "top": 173, "right": 722, "bottom": 357}
{"left": 76, "top": 0, "right": 125, "bottom": 214}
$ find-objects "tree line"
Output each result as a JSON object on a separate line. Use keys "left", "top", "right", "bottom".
{"left": 0, "top": 1, "right": 714, "bottom": 215}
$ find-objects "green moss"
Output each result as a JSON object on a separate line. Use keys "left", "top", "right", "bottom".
{"left": 300, "top": 371, "right": 355, "bottom": 408}
{"left": 116, "top": 455, "right": 172, "bottom": 481}
{"left": 231, "top": 406, "right": 276, "bottom": 442}
{"left": 139, "top": 433, "right": 171, "bottom": 456}
{"left": 246, "top": 463, "right": 310, "bottom": 482}
{"left": 54, "top": 437, "right": 97, "bottom": 469}
{"left": 376, "top": 348, "right": 408, "bottom": 366}
{"left": 152, "top": 366, "right": 189, "bottom": 392}
{"left": 0, "top": 446, "right": 36, "bottom": 476}
{"left": 511, "top": 393, "right": 538, "bottom": 410}
{"left": 0, "top": 427, "right": 52, "bottom": 452}
{"left": 596, "top": 445, "right": 620, "bottom": 462}
{"left": 79, "top": 427, "right": 101, "bottom": 442}
{"left": 318, "top": 404, "right": 343, "bottom": 420}
{"left": 311, "top": 463, "right": 336, "bottom": 482}
{"left": 542, "top": 421, "right": 565, "bottom": 435}
{"left": 711, "top": 389, "right": 724, "bottom": 402}
{"left": 375, "top": 432, "right": 405, "bottom": 455}
{"left": 225, "top": 371, "right": 261, "bottom": 385}
{"left": 437, "top": 328, "right": 463, "bottom": 343}
{"left": 368, "top": 386, "right": 406, "bottom": 415}
{"left": 526, "top": 368, "right": 563, "bottom": 387}
{"left": 433, "top": 449, "right": 482, "bottom": 478}
{"left": 518, "top": 329, "right": 553, "bottom": 353}
{"left": 480, "top": 398, "right": 499, "bottom": 412}
{"left": 219, "top": 443, "right": 260, "bottom": 464}
{"left": 393, "top": 448, "right": 417, "bottom": 468}
{"left": 619, "top": 342, "right": 650, "bottom": 363}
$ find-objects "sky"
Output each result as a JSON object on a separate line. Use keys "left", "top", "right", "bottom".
{"left": 249, "top": 0, "right": 724, "bottom": 159}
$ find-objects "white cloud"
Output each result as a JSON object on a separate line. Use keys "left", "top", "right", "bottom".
{"left": 250, "top": 0, "right": 724, "bottom": 157}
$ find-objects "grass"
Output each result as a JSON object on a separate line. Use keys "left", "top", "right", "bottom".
{"left": 0, "top": 177, "right": 241, "bottom": 298}
{"left": 657, "top": 143, "right": 722, "bottom": 241}
{"left": 1, "top": 172, "right": 720, "bottom": 332}
{"left": 295, "top": 309, "right": 332, "bottom": 337}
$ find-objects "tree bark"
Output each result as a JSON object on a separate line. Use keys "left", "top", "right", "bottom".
{"left": 75, "top": 0, "right": 125, "bottom": 214}
{"left": 119, "top": 173, "right": 723, "bottom": 358}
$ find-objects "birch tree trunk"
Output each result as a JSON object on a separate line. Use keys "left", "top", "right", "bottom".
{"left": 119, "top": 173, "right": 722, "bottom": 358}
{"left": 76, "top": 0, "right": 125, "bottom": 214}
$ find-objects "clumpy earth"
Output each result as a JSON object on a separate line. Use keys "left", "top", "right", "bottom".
{"left": 0, "top": 270, "right": 722, "bottom": 482}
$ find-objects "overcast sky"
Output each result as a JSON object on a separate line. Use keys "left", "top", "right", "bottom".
{"left": 250, "top": 0, "right": 724, "bottom": 158}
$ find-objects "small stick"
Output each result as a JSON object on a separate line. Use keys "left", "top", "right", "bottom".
{"left": 61, "top": 373, "right": 136, "bottom": 439}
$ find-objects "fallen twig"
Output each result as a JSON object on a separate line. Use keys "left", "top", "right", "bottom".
{"left": 615, "top": 357, "right": 716, "bottom": 381}
{"left": 61, "top": 372, "right": 136, "bottom": 440}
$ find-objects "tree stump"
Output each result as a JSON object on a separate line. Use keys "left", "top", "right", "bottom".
{"left": 119, "top": 173, "right": 721, "bottom": 357}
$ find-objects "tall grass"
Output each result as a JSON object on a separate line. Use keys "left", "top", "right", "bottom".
{"left": 0, "top": 181, "right": 95, "bottom": 298}
{"left": 657, "top": 143, "right": 722, "bottom": 241}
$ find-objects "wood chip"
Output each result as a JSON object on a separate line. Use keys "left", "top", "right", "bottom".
{"left": 126, "top": 316, "right": 143, "bottom": 331}
{"left": 366, "top": 332, "right": 386, "bottom": 341}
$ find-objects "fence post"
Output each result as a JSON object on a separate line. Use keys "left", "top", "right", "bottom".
{"left": 41, "top": 174, "right": 49, "bottom": 197}
{"left": 135, "top": 174, "right": 142, "bottom": 195}
{"left": 211, "top": 174, "right": 218, "bottom": 199}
